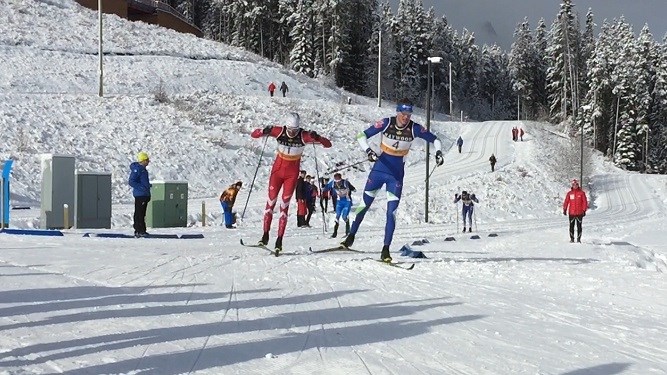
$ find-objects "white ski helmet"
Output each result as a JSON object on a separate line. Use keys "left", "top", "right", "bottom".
{"left": 286, "top": 112, "right": 300, "bottom": 129}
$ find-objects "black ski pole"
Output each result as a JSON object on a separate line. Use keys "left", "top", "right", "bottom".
{"left": 241, "top": 135, "right": 269, "bottom": 220}
{"left": 326, "top": 159, "right": 366, "bottom": 175}
{"left": 426, "top": 164, "right": 438, "bottom": 181}
{"left": 312, "top": 143, "right": 327, "bottom": 234}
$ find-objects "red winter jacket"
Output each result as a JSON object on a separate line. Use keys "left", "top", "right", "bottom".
{"left": 563, "top": 188, "right": 588, "bottom": 216}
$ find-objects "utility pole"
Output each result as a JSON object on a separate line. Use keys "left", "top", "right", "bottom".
{"left": 425, "top": 57, "right": 442, "bottom": 223}
{"left": 448, "top": 62, "right": 453, "bottom": 118}
{"left": 377, "top": 29, "right": 382, "bottom": 107}
{"left": 98, "top": 0, "right": 103, "bottom": 97}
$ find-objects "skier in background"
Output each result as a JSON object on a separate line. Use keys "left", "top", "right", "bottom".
{"left": 456, "top": 136, "right": 463, "bottom": 153}
{"left": 340, "top": 98, "right": 444, "bottom": 263}
{"left": 324, "top": 173, "right": 356, "bottom": 238}
{"left": 280, "top": 81, "right": 289, "bottom": 97}
{"left": 304, "top": 175, "right": 317, "bottom": 226}
{"left": 454, "top": 190, "right": 479, "bottom": 232}
{"left": 489, "top": 153, "right": 497, "bottom": 172}
{"left": 268, "top": 82, "right": 276, "bottom": 97}
{"left": 219, "top": 181, "right": 242, "bottom": 228}
{"left": 250, "top": 113, "right": 332, "bottom": 253}
{"left": 563, "top": 178, "right": 588, "bottom": 243}
{"left": 319, "top": 177, "right": 331, "bottom": 213}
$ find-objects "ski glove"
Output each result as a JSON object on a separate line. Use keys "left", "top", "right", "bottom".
{"left": 582, "top": 212, "right": 586, "bottom": 217}
{"left": 262, "top": 126, "right": 272, "bottom": 135}
{"left": 310, "top": 131, "right": 321, "bottom": 140}
{"left": 435, "top": 150, "right": 444, "bottom": 166}
{"left": 563, "top": 210, "right": 567, "bottom": 216}
{"left": 366, "top": 148, "right": 378, "bottom": 162}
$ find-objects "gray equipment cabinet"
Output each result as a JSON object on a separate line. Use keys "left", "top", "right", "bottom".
{"left": 75, "top": 172, "right": 112, "bottom": 229}
{"left": 40, "top": 154, "right": 75, "bottom": 229}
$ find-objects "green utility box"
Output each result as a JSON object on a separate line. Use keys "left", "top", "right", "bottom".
{"left": 146, "top": 181, "right": 188, "bottom": 228}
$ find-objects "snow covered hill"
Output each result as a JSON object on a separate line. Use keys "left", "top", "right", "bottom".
{"left": 0, "top": 1, "right": 665, "bottom": 374}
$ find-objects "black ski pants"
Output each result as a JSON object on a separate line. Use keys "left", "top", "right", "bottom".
{"left": 568, "top": 215, "right": 583, "bottom": 241}
{"left": 133, "top": 196, "right": 151, "bottom": 234}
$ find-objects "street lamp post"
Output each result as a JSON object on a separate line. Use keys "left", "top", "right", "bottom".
{"left": 425, "top": 56, "right": 442, "bottom": 223}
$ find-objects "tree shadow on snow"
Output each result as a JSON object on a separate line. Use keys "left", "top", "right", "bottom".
{"left": 2, "top": 297, "right": 481, "bottom": 374}
{"left": 560, "top": 362, "right": 633, "bottom": 375}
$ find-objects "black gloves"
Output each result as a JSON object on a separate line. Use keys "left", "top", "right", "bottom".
{"left": 310, "top": 131, "right": 321, "bottom": 140}
{"left": 366, "top": 148, "right": 378, "bottom": 162}
{"left": 563, "top": 210, "right": 567, "bottom": 216}
{"left": 435, "top": 150, "right": 444, "bottom": 166}
{"left": 582, "top": 212, "right": 586, "bottom": 217}
{"left": 454, "top": 193, "right": 459, "bottom": 199}
{"left": 262, "top": 126, "right": 272, "bottom": 135}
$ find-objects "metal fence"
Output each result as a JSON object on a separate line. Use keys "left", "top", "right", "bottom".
{"left": 127, "top": 0, "right": 202, "bottom": 34}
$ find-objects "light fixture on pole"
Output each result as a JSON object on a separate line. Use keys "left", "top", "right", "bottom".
{"left": 425, "top": 56, "right": 442, "bottom": 223}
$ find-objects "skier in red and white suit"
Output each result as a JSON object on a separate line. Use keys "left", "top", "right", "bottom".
{"left": 250, "top": 113, "right": 332, "bottom": 252}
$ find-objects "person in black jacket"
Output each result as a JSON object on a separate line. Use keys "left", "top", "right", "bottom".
{"left": 280, "top": 81, "right": 289, "bottom": 97}
{"left": 489, "top": 154, "right": 497, "bottom": 172}
{"left": 295, "top": 170, "right": 307, "bottom": 227}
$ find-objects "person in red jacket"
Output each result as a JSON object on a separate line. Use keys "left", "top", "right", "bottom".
{"left": 562, "top": 178, "right": 588, "bottom": 243}
{"left": 250, "top": 112, "right": 332, "bottom": 253}
{"left": 268, "top": 82, "right": 276, "bottom": 97}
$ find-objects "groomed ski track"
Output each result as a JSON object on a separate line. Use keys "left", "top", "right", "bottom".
{"left": 1, "top": 121, "right": 665, "bottom": 374}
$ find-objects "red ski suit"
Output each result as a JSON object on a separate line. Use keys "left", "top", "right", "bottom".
{"left": 562, "top": 187, "right": 588, "bottom": 216}
{"left": 251, "top": 126, "right": 331, "bottom": 237}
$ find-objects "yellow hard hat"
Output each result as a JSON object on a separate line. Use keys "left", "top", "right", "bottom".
{"left": 137, "top": 151, "right": 149, "bottom": 162}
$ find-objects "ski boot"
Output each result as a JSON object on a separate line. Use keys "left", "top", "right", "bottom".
{"left": 380, "top": 245, "right": 392, "bottom": 263}
{"left": 468, "top": 228, "right": 472, "bottom": 233}
{"left": 340, "top": 234, "right": 355, "bottom": 249}
{"left": 258, "top": 232, "right": 269, "bottom": 246}
{"left": 331, "top": 222, "right": 339, "bottom": 238}
{"left": 463, "top": 227, "right": 467, "bottom": 233}
{"left": 274, "top": 236, "right": 283, "bottom": 256}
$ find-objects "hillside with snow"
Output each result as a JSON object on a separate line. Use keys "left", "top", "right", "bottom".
{"left": 0, "top": 1, "right": 665, "bottom": 374}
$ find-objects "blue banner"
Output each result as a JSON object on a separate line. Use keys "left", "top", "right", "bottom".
{"left": 1, "top": 159, "right": 13, "bottom": 225}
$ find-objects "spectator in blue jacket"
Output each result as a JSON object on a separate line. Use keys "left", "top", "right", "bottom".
{"left": 456, "top": 136, "right": 463, "bottom": 153}
{"left": 128, "top": 151, "right": 151, "bottom": 237}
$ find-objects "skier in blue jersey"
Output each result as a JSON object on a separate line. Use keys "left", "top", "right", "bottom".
{"left": 324, "top": 172, "right": 356, "bottom": 238}
{"left": 340, "top": 98, "right": 444, "bottom": 262}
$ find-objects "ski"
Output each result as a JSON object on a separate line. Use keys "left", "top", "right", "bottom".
{"left": 375, "top": 259, "right": 415, "bottom": 270}
{"left": 240, "top": 238, "right": 277, "bottom": 256}
{"left": 309, "top": 246, "right": 364, "bottom": 254}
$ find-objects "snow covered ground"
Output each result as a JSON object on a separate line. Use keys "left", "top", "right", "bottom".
{"left": 0, "top": 1, "right": 665, "bottom": 374}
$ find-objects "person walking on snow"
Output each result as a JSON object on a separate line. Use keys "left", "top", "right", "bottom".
{"left": 219, "top": 181, "right": 242, "bottom": 228}
{"left": 319, "top": 177, "right": 331, "bottom": 213}
{"left": 457, "top": 136, "right": 463, "bottom": 153}
{"left": 251, "top": 113, "right": 332, "bottom": 253}
{"left": 268, "top": 82, "right": 276, "bottom": 97}
{"left": 454, "top": 191, "right": 479, "bottom": 232}
{"left": 324, "top": 173, "right": 356, "bottom": 238}
{"left": 340, "top": 98, "right": 444, "bottom": 263}
{"left": 519, "top": 127, "right": 525, "bottom": 141}
{"left": 489, "top": 153, "right": 497, "bottom": 172}
{"left": 128, "top": 152, "right": 151, "bottom": 237}
{"left": 280, "top": 81, "right": 289, "bottom": 97}
{"left": 563, "top": 178, "right": 588, "bottom": 243}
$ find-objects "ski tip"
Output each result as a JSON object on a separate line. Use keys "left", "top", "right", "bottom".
{"left": 239, "top": 238, "right": 245, "bottom": 245}
{"left": 406, "top": 263, "right": 416, "bottom": 270}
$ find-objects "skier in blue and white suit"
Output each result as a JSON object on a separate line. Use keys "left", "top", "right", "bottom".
{"left": 324, "top": 172, "right": 356, "bottom": 238}
{"left": 340, "top": 98, "right": 444, "bottom": 262}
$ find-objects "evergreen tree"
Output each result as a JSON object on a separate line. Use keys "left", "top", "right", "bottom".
{"left": 509, "top": 18, "right": 537, "bottom": 118}
{"left": 533, "top": 18, "right": 549, "bottom": 116}
{"left": 545, "top": 0, "right": 580, "bottom": 126}
{"left": 649, "top": 37, "right": 667, "bottom": 173}
{"left": 289, "top": 0, "right": 315, "bottom": 77}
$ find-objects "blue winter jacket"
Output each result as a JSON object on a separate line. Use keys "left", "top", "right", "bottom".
{"left": 128, "top": 162, "right": 151, "bottom": 197}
